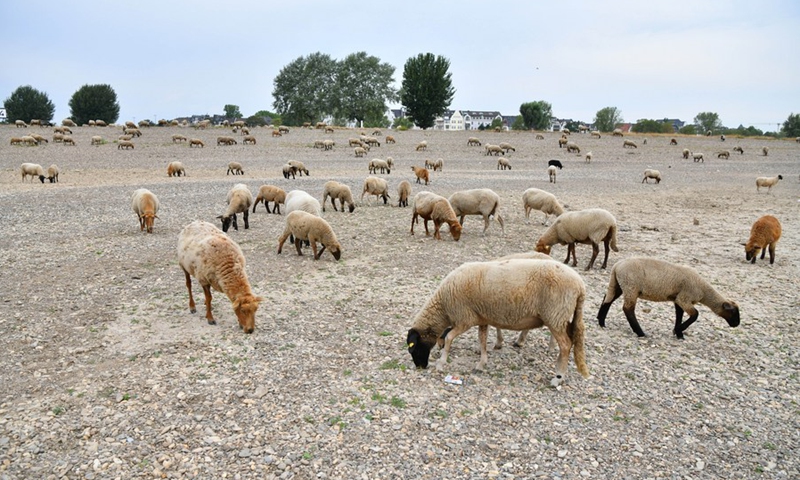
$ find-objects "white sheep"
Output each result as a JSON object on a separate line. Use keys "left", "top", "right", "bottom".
{"left": 322, "top": 139, "right": 335, "bottom": 150}
{"left": 360, "top": 176, "right": 391, "bottom": 205}
{"left": 425, "top": 158, "right": 443, "bottom": 172}
{"left": 484, "top": 144, "right": 503, "bottom": 156}
{"left": 499, "top": 142, "right": 515, "bottom": 153}
{"left": 118, "top": 140, "right": 135, "bottom": 150}
{"left": 397, "top": 180, "right": 412, "bottom": 207}
{"left": 535, "top": 208, "right": 619, "bottom": 270}
{"left": 548, "top": 165, "right": 557, "bottom": 183}
{"left": 623, "top": 140, "right": 637, "bottom": 149}
{"left": 218, "top": 184, "right": 253, "bottom": 232}
{"left": 46, "top": 164, "right": 59, "bottom": 183}
{"left": 277, "top": 210, "right": 342, "bottom": 261}
{"left": 385, "top": 157, "right": 394, "bottom": 170}
{"left": 682, "top": 148, "right": 690, "bottom": 159}
{"left": 585, "top": 151, "right": 593, "bottom": 163}
{"left": 354, "top": 146, "right": 368, "bottom": 157}
{"left": 406, "top": 258, "right": 589, "bottom": 386}
{"left": 762, "top": 146, "right": 769, "bottom": 156}
{"left": 284, "top": 190, "right": 322, "bottom": 217}
{"left": 522, "top": 188, "right": 565, "bottom": 225}
{"left": 288, "top": 160, "right": 309, "bottom": 176}
{"left": 415, "top": 140, "right": 428, "bottom": 151}
{"left": 642, "top": 169, "right": 661, "bottom": 184}
{"left": 252, "top": 185, "right": 286, "bottom": 214}
{"left": 368, "top": 158, "right": 391, "bottom": 174}
{"left": 20, "top": 163, "right": 45, "bottom": 183}
{"left": 167, "top": 161, "right": 186, "bottom": 177}
{"left": 565, "top": 142, "right": 580, "bottom": 153}
{"left": 227, "top": 162, "right": 245, "bottom": 175}
{"left": 410, "top": 191, "right": 462, "bottom": 241}
{"left": 596, "top": 257, "right": 740, "bottom": 339}
{"left": 756, "top": 175, "right": 782, "bottom": 193}
{"left": 692, "top": 152, "right": 704, "bottom": 163}
{"left": 91, "top": 136, "right": 104, "bottom": 146}
{"left": 131, "top": 188, "right": 160, "bottom": 234}
{"left": 612, "top": 128, "right": 623, "bottom": 137}
{"left": 172, "top": 134, "right": 188, "bottom": 143}
{"left": 177, "top": 220, "right": 263, "bottom": 334}
{"left": 322, "top": 181, "right": 356, "bottom": 213}
{"left": 497, "top": 157, "right": 512, "bottom": 170}
{"left": 282, "top": 164, "right": 297, "bottom": 179}
{"left": 448, "top": 188, "right": 505, "bottom": 235}
{"left": 467, "top": 137, "right": 482, "bottom": 146}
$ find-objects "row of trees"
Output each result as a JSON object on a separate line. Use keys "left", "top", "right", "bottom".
{"left": 4, "top": 84, "right": 120, "bottom": 125}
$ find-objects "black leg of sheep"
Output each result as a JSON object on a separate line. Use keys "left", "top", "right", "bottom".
{"left": 674, "top": 305, "right": 698, "bottom": 339}
{"left": 622, "top": 304, "right": 648, "bottom": 337}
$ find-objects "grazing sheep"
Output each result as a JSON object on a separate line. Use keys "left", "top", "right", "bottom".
{"left": 548, "top": 159, "right": 563, "bottom": 169}
{"left": 548, "top": 165, "right": 558, "bottom": 183}
{"left": 277, "top": 211, "right": 342, "bottom": 261}
{"left": 385, "top": 135, "right": 396, "bottom": 144}
{"left": 385, "top": 157, "right": 395, "bottom": 170}
{"left": 762, "top": 146, "right": 769, "bottom": 156}
{"left": 125, "top": 121, "right": 136, "bottom": 129}
{"left": 411, "top": 166, "right": 430, "bottom": 185}
{"left": 20, "top": 135, "right": 38, "bottom": 146}
{"left": 119, "top": 134, "right": 133, "bottom": 141}
{"left": 167, "top": 161, "right": 186, "bottom": 177}
{"left": 623, "top": 140, "right": 637, "bottom": 149}
{"left": 415, "top": 140, "right": 428, "bottom": 151}
{"left": 354, "top": 146, "right": 368, "bottom": 158}
{"left": 372, "top": 129, "right": 382, "bottom": 136}
{"left": 91, "top": 135, "right": 104, "bottom": 146}
{"left": 499, "top": 142, "right": 515, "bottom": 153}
{"left": 227, "top": 162, "right": 244, "bottom": 175}
{"left": 313, "top": 140, "right": 325, "bottom": 149}
{"left": 30, "top": 133, "right": 48, "bottom": 144}
{"left": 397, "top": 180, "right": 412, "bottom": 207}
{"left": 612, "top": 128, "right": 623, "bottom": 137}
{"left": 95, "top": 120, "right": 107, "bottom": 127}
{"left": 125, "top": 128, "right": 142, "bottom": 138}
{"left": 743, "top": 215, "right": 781, "bottom": 264}
{"left": 720, "top": 134, "right": 726, "bottom": 142}
{"left": 733, "top": 146, "right": 744, "bottom": 154}
{"left": 585, "top": 151, "right": 593, "bottom": 163}
{"left": 285, "top": 190, "right": 322, "bottom": 218}
{"left": 448, "top": 188, "right": 505, "bottom": 235}
{"left": 536, "top": 133, "right": 546, "bottom": 140}
{"left": 682, "top": 148, "right": 690, "bottom": 159}
{"left": 217, "top": 136, "right": 237, "bottom": 146}
{"left": 322, "top": 181, "right": 356, "bottom": 213}
{"left": 252, "top": 185, "right": 286, "bottom": 214}
{"left": 20, "top": 163, "right": 45, "bottom": 183}
{"left": 467, "top": 137, "right": 482, "bottom": 146}
{"left": 131, "top": 188, "right": 160, "bottom": 233}
{"left": 363, "top": 137, "right": 380, "bottom": 148}
{"left": 535, "top": 208, "right": 619, "bottom": 270}
{"left": 406, "top": 258, "right": 589, "bottom": 385}
{"left": 348, "top": 138, "right": 363, "bottom": 147}
{"left": 717, "top": 150, "right": 730, "bottom": 159}
{"left": 670, "top": 138, "right": 678, "bottom": 145}
{"left": 369, "top": 159, "right": 391, "bottom": 174}
{"left": 485, "top": 144, "right": 503, "bottom": 155}
{"left": 287, "top": 160, "right": 309, "bottom": 176}
{"left": 596, "top": 257, "right": 740, "bottom": 339}
{"left": 118, "top": 140, "right": 135, "bottom": 150}
{"left": 138, "top": 120, "right": 151, "bottom": 128}
{"left": 642, "top": 169, "right": 661, "bottom": 184}
{"left": 322, "top": 139, "right": 335, "bottom": 150}
{"left": 590, "top": 131, "right": 601, "bottom": 139}
{"left": 361, "top": 176, "right": 391, "bottom": 205}
{"left": 755, "top": 175, "right": 783, "bottom": 193}
{"left": 410, "top": 191, "right": 462, "bottom": 241}
{"left": 62, "top": 136, "right": 75, "bottom": 146}
{"left": 497, "top": 157, "right": 512, "bottom": 170}
{"left": 565, "top": 142, "right": 580, "bottom": 153}
{"left": 522, "top": 188, "right": 565, "bottom": 225}
{"left": 218, "top": 184, "right": 253, "bottom": 232}
{"left": 15, "top": 120, "right": 27, "bottom": 128}
{"left": 9, "top": 137, "right": 23, "bottom": 146}
{"left": 189, "top": 138, "right": 204, "bottom": 148}
{"left": 45, "top": 164, "right": 59, "bottom": 183}
{"left": 278, "top": 125, "right": 289, "bottom": 134}
{"left": 177, "top": 220, "right": 263, "bottom": 334}
{"left": 30, "top": 119, "right": 42, "bottom": 127}
{"left": 282, "top": 164, "right": 297, "bottom": 179}
{"left": 243, "top": 135, "right": 257, "bottom": 145}
{"left": 692, "top": 152, "right": 704, "bottom": 163}
{"left": 425, "top": 158, "right": 443, "bottom": 172}
{"left": 62, "top": 119, "right": 76, "bottom": 127}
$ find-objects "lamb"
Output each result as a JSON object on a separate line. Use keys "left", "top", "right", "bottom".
{"left": 20, "top": 163, "right": 45, "bottom": 183}
{"left": 499, "top": 142, "right": 515, "bottom": 153}
{"left": 287, "top": 160, "right": 309, "bottom": 176}
{"left": 322, "top": 181, "right": 356, "bottom": 213}
{"left": 227, "top": 162, "right": 244, "bottom": 175}
{"left": 642, "top": 169, "right": 661, "bottom": 184}
{"left": 425, "top": 158, "right": 443, "bottom": 172}
{"left": 522, "top": 188, "right": 565, "bottom": 225}
{"left": 131, "top": 188, "right": 160, "bottom": 233}
{"left": 46, "top": 164, "right": 59, "bottom": 183}
{"left": 189, "top": 138, "right": 205, "bottom": 148}
{"left": 612, "top": 128, "right": 623, "bottom": 137}
{"left": 467, "top": 137, "right": 482, "bottom": 146}
{"left": 743, "top": 215, "right": 781, "bottom": 264}
{"left": 535, "top": 208, "right": 619, "bottom": 270}
{"left": 410, "top": 191, "right": 462, "bottom": 241}
{"left": 733, "top": 146, "right": 744, "bottom": 154}
{"left": 762, "top": 146, "right": 769, "bottom": 156}
{"left": 755, "top": 175, "right": 783, "bottom": 193}
{"left": 565, "top": 142, "right": 580, "bottom": 153}
{"left": 623, "top": 140, "right": 637, "bottom": 149}
{"left": 252, "top": 185, "right": 286, "bottom": 214}
{"left": 167, "top": 161, "right": 186, "bottom": 177}
{"left": 217, "top": 136, "right": 237, "bottom": 146}
{"left": 277, "top": 210, "right": 342, "bottom": 261}
{"left": 177, "top": 220, "right": 263, "bottom": 334}
{"left": 406, "top": 258, "right": 589, "bottom": 386}
{"left": 361, "top": 176, "right": 391, "bottom": 205}
{"left": 411, "top": 166, "right": 430, "bottom": 185}
{"left": 385, "top": 135, "right": 396, "bottom": 144}
{"left": 692, "top": 152, "right": 704, "bottom": 163}
{"left": 596, "top": 257, "right": 740, "bottom": 339}
{"left": 118, "top": 140, "right": 135, "bottom": 150}
{"left": 585, "top": 152, "right": 593, "bottom": 163}
{"left": 90, "top": 135, "right": 104, "bottom": 146}
{"left": 397, "top": 180, "right": 412, "bottom": 207}
{"left": 218, "top": 184, "right": 253, "bottom": 232}
{"left": 717, "top": 150, "right": 730, "bottom": 159}
{"left": 448, "top": 188, "right": 505, "bottom": 235}
{"left": 354, "top": 146, "right": 368, "bottom": 158}
{"left": 484, "top": 144, "right": 503, "bottom": 156}
{"left": 415, "top": 140, "right": 428, "bottom": 151}
{"left": 548, "top": 165, "right": 557, "bottom": 183}
{"left": 497, "top": 157, "right": 512, "bottom": 170}
{"left": 369, "top": 159, "right": 391, "bottom": 174}
{"left": 242, "top": 135, "right": 257, "bottom": 145}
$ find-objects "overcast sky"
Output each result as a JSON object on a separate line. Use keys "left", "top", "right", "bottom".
{"left": 2, "top": 1, "right": 798, "bottom": 129}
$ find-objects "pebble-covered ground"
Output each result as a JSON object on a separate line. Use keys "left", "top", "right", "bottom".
{"left": 0, "top": 123, "right": 797, "bottom": 479}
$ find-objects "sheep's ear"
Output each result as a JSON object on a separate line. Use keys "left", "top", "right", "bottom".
{"left": 739, "top": 242, "right": 746, "bottom": 246}
{"left": 216, "top": 215, "right": 223, "bottom": 220}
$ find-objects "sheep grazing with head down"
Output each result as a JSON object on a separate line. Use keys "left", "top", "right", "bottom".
{"left": 415, "top": 140, "right": 428, "bottom": 151}
{"left": 189, "top": 138, "right": 205, "bottom": 148}
{"left": 692, "top": 152, "right": 704, "bottom": 163}
{"left": 385, "top": 135, "right": 396, "bottom": 144}
{"left": 425, "top": 158, "right": 443, "bottom": 172}
{"left": 218, "top": 184, "right": 253, "bottom": 232}
{"left": 397, "top": 180, "right": 412, "bottom": 207}
{"left": 131, "top": 188, "right": 160, "bottom": 233}
{"left": 535, "top": 208, "right": 619, "bottom": 270}
{"left": 467, "top": 137, "right": 482, "bottom": 146}
{"left": 406, "top": 258, "right": 589, "bottom": 386}
{"left": 612, "top": 128, "right": 623, "bottom": 137}
{"left": 45, "top": 164, "right": 59, "bottom": 183}
{"left": 642, "top": 169, "right": 661, "bottom": 184}
{"left": 177, "top": 220, "right": 263, "bottom": 334}
{"left": 167, "top": 161, "right": 186, "bottom": 177}
{"left": 361, "top": 176, "right": 391, "bottom": 205}
{"left": 670, "top": 138, "right": 678, "bottom": 145}
{"left": 743, "top": 215, "right": 781, "bottom": 264}
{"left": 369, "top": 158, "right": 391, "bottom": 174}
{"left": 20, "top": 163, "right": 45, "bottom": 183}
{"left": 497, "top": 157, "right": 512, "bottom": 170}
{"left": 411, "top": 166, "right": 430, "bottom": 185}
{"left": 252, "top": 185, "right": 286, "bottom": 214}
{"left": 756, "top": 175, "right": 783, "bottom": 193}
{"left": 548, "top": 159, "right": 563, "bottom": 169}
{"left": 410, "top": 191, "right": 462, "bottom": 241}
{"left": 227, "top": 162, "right": 244, "bottom": 175}
{"left": 448, "top": 188, "right": 505, "bottom": 235}
{"left": 596, "top": 257, "right": 740, "bottom": 339}
{"left": 585, "top": 151, "right": 593, "bottom": 163}
{"left": 277, "top": 210, "right": 342, "bottom": 260}
{"left": 322, "top": 181, "right": 356, "bottom": 213}
{"left": 623, "top": 140, "right": 637, "bottom": 149}
{"left": 288, "top": 160, "right": 309, "bottom": 176}
{"left": 485, "top": 144, "right": 503, "bottom": 156}
{"left": 499, "top": 142, "right": 515, "bottom": 154}
{"left": 522, "top": 188, "right": 564, "bottom": 225}
{"left": 565, "top": 142, "right": 580, "bottom": 154}
{"left": 682, "top": 149, "right": 690, "bottom": 159}
{"left": 733, "top": 146, "right": 743, "bottom": 155}
{"left": 717, "top": 150, "right": 730, "bottom": 159}
{"left": 285, "top": 189, "right": 322, "bottom": 217}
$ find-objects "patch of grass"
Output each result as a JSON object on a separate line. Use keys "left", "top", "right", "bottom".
{"left": 327, "top": 416, "right": 346, "bottom": 429}
{"left": 390, "top": 396, "right": 406, "bottom": 408}
{"left": 303, "top": 415, "right": 315, "bottom": 424}
{"left": 343, "top": 369, "right": 352, "bottom": 376}
{"left": 364, "top": 413, "right": 373, "bottom": 421}
{"left": 121, "top": 393, "right": 134, "bottom": 401}
{"left": 371, "top": 392, "right": 386, "bottom": 403}
{"left": 51, "top": 406, "right": 65, "bottom": 416}
{"left": 763, "top": 442, "right": 776, "bottom": 451}
{"left": 460, "top": 409, "right": 473, "bottom": 416}
{"left": 380, "top": 359, "right": 406, "bottom": 371}
{"left": 378, "top": 331, "right": 393, "bottom": 337}
{"left": 433, "top": 409, "right": 447, "bottom": 419}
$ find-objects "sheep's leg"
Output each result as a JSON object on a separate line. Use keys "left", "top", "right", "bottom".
{"left": 513, "top": 329, "right": 529, "bottom": 348}
{"left": 550, "top": 330, "right": 572, "bottom": 387}
{"left": 768, "top": 243, "right": 776, "bottom": 264}
{"left": 563, "top": 245, "right": 572, "bottom": 265}
{"left": 433, "top": 221, "right": 442, "bottom": 240}
{"left": 274, "top": 203, "right": 281, "bottom": 215}
{"left": 586, "top": 241, "right": 600, "bottom": 270}
{"left": 493, "top": 327, "right": 504, "bottom": 350}
{"left": 435, "top": 324, "right": 469, "bottom": 371}
{"left": 264, "top": 201, "right": 272, "bottom": 214}
{"left": 310, "top": 241, "right": 320, "bottom": 260}
{"left": 601, "top": 237, "right": 611, "bottom": 269}
{"left": 232, "top": 214, "right": 238, "bottom": 231}
{"left": 622, "top": 299, "right": 646, "bottom": 337}
{"left": 243, "top": 210, "right": 249, "bottom": 229}
{"left": 183, "top": 269, "right": 196, "bottom": 314}
{"left": 202, "top": 285, "right": 215, "bottom": 325}
{"left": 596, "top": 287, "right": 622, "bottom": 327}
{"left": 476, "top": 325, "right": 489, "bottom": 371}
{"left": 423, "top": 219, "right": 431, "bottom": 236}
{"left": 293, "top": 238, "right": 304, "bottom": 256}
{"left": 675, "top": 306, "right": 699, "bottom": 339}
{"left": 761, "top": 245, "right": 767, "bottom": 260}
{"left": 410, "top": 213, "right": 417, "bottom": 235}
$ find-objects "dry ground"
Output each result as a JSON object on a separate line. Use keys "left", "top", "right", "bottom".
{"left": 0, "top": 124, "right": 797, "bottom": 479}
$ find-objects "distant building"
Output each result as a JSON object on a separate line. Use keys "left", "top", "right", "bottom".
{"left": 0, "top": 108, "right": 6, "bottom": 122}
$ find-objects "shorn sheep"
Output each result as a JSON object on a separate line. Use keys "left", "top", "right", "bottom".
{"left": 485, "top": 144, "right": 503, "bottom": 156}
{"left": 596, "top": 257, "right": 740, "bottom": 339}
{"left": 218, "top": 184, "right": 253, "bottom": 232}
{"left": 397, "top": 180, "right": 412, "bottom": 207}
{"left": 227, "top": 162, "right": 244, "bottom": 175}
{"left": 448, "top": 188, "right": 505, "bottom": 235}
{"left": 277, "top": 210, "right": 342, "bottom": 261}
{"left": 131, "top": 188, "right": 160, "bottom": 234}
{"left": 535, "top": 208, "right": 619, "bottom": 270}
{"left": 692, "top": 152, "right": 704, "bottom": 163}
{"left": 20, "top": 163, "right": 45, "bottom": 183}
{"left": 361, "top": 177, "right": 391, "bottom": 205}
{"left": 425, "top": 158, "right": 443, "bottom": 172}
{"left": 743, "top": 215, "right": 781, "bottom": 264}
{"left": 522, "top": 188, "right": 565, "bottom": 225}
{"left": 548, "top": 165, "right": 557, "bottom": 183}
{"left": 410, "top": 191, "right": 462, "bottom": 241}
{"left": 368, "top": 159, "right": 391, "bottom": 174}
{"left": 406, "top": 258, "right": 589, "bottom": 386}
{"left": 167, "top": 161, "right": 186, "bottom": 177}
{"left": 252, "top": 185, "right": 286, "bottom": 214}
{"left": 642, "top": 169, "right": 661, "bottom": 184}
{"left": 411, "top": 166, "right": 430, "bottom": 185}
{"left": 177, "top": 220, "right": 263, "bottom": 334}
{"left": 756, "top": 175, "right": 782, "bottom": 193}
{"left": 285, "top": 190, "right": 322, "bottom": 217}
{"left": 321, "top": 181, "right": 356, "bottom": 213}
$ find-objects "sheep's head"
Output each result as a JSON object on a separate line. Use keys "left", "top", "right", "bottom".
{"left": 449, "top": 222, "right": 462, "bottom": 242}
{"left": 233, "top": 294, "right": 263, "bottom": 334}
{"left": 719, "top": 301, "right": 740, "bottom": 328}
{"left": 535, "top": 242, "right": 551, "bottom": 254}
{"left": 38, "top": 175, "right": 46, "bottom": 183}
{"left": 218, "top": 215, "right": 236, "bottom": 233}
{"left": 143, "top": 213, "right": 158, "bottom": 234}
{"left": 347, "top": 203, "right": 355, "bottom": 213}
{"left": 744, "top": 242, "right": 761, "bottom": 263}
{"left": 329, "top": 244, "right": 342, "bottom": 261}
{"left": 407, "top": 329, "right": 434, "bottom": 369}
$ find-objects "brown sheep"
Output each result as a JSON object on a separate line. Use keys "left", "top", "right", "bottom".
{"left": 411, "top": 166, "right": 430, "bottom": 185}
{"left": 385, "top": 135, "right": 396, "bottom": 144}
{"left": 743, "top": 215, "right": 781, "bottom": 264}
{"left": 167, "top": 161, "right": 186, "bottom": 177}
{"left": 410, "top": 191, "right": 462, "bottom": 241}
{"left": 252, "top": 185, "right": 286, "bottom": 214}
{"left": 670, "top": 138, "right": 678, "bottom": 145}
{"left": 217, "top": 136, "right": 237, "bottom": 146}
{"left": 189, "top": 138, "right": 205, "bottom": 148}
{"left": 397, "top": 180, "right": 412, "bottom": 207}
{"left": 118, "top": 140, "right": 135, "bottom": 150}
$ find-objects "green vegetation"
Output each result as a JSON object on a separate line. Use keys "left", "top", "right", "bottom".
{"left": 69, "top": 84, "right": 120, "bottom": 125}
{"left": 3, "top": 85, "right": 55, "bottom": 124}
{"left": 400, "top": 53, "right": 455, "bottom": 130}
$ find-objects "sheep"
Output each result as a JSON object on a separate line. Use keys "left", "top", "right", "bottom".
{"left": 410, "top": 191, "right": 462, "bottom": 241}
{"left": 415, "top": 140, "right": 428, "bottom": 151}
{"left": 642, "top": 169, "right": 661, "bottom": 184}
{"left": 596, "top": 257, "right": 740, "bottom": 339}
{"left": 682, "top": 148, "right": 690, "bottom": 159}
{"left": 232, "top": 120, "right": 246, "bottom": 129}
{"left": 369, "top": 159, "right": 391, "bottom": 174}
{"left": 115, "top": 140, "right": 134, "bottom": 150}
{"left": 397, "top": 180, "right": 412, "bottom": 207}
{"left": 167, "top": 161, "right": 186, "bottom": 177}
{"left": 612, "top": 128, "right": 623, "bottom": 137}
{"left": 9, "top": 137, "right": 24, "bottom": 146}
{"left": 95, "top": 120, "right": 107, "bottom": 127}
{"left": 720, "top": 134, "right": 726, "bottom": 142}
{"left": 361, "top": 176, "right": 391, "bottom": 205}
{"left": 372, "top": 129, "right": 382, "bottom": 136}
{"left": 138, "top": 119, "right": 151, "bottom": 128}
{"left": 565, "top": 142, "right": 581, "bottom": 153}
{"left": 217, "top": 136, "right": 237, "bottom": 146}
{"left": 20, "top": 163, "right": 45, "bottom": 183}
{"left": 584, "top": 151, "right": 593, "bottom": 163}
{"left": 548, "top": 165, "right": 557, "bottom": 183}
{"left": 590, "top": 131, "right": 601, "bottom": 139}
{"left": 548, "top": 159, "right": 563, "bottom": 169}
{"left": 406, "top": 258, "right": 589, "bottom": 386}
{"left": 252, "top": 185, "right": 286, "bottom": 214}
{"left": 218, "top": 184, "right": 253, "bottom": 232}
{"left": 242, "top": 135, "right": 257, "bottom": 145}
{"left": 46, "top": 164, "right": 59, "bottom": 183}
{"left": 88, "top": 135, "right": 103, "bottom": 146}
{"left": 733, "top": 146, "right": 744, "bottom": 154}
{"left": 467, "top": 137, "right": 482, "bottom": 146}
{"left": 499, "top": 142, "right": 515, "bottom": 153}
{"left": 190, "top": 138, "right": 205, "bottom": 148}
{"left": 622, "top": 140, "right": 637, "bottom": 149}
{"left": 717, "top": 150, "right": 730, "bottom": 159}
{"left": 15, "top": 120, "right": 27, "bottom": 128}
{"left": 322, "top": 139, "right": 335, "bottom": 150}
{"left": 536, "top": 133, "right": 546, "bottom": 140}
{"left": 278, "top": 125, "right": 289, "bottom": 134}
{"left": 743, "top": 215, "right": 781, "bottom": 264}
{"left": 125, "top": 128, "right": 142, "bottom": 138}
{"left": 227, "top": 162, "right": 245, "bottom": 175}
{"left": 62, "top": 119, "right": 76, "bottom": 127}
{"left": 131, "top": 188, "right": 160, "bottom": 233}
{"left": 411, "top": 166, "right": 430, "bottom": 185}
{"left": 287, "top": 160, "right": 309, "bottom": 176}
{"left": 282, "top": 164, "right": 297, "bottom": 179}
{"left": 535, "top": 208, "right": 619, "bottom": 270}
{"left": 177, "top": 220, "right": 263, "bottom": 333}
{"left": 448, "top": 188, "right": 505, "bottom": 235}
{"left": 30, "top": 119, "right": 42, "bottom": 126}
{"left": 385, "top": 135, "right": 396, "bottom": 144}
{"left": 692, "top": 152, "right": 704, "bottom": 163}
{"left": 484, "top": 144, "right": 503, "bottom": 155}
{"left": 21, "top": 135, "right": 38, "bottom": 146}
{"left": 348, "top": 138, "right": 363, "bottom": 147}
{"left": 755, "top": 175, "right": 783, "bottom": 193}
{"left": 118, "top": 134, "right": 133, "bottom": 141}
{"left": 670, "top": 138, "right": 678, "bottom": 145}
{"left": 424, "top": 158, "right": 443, "bottom": 172}
{"left": 522, "top": 188, "right": 565, "bottom": 225}
{"left": 277, "top": 210, "right": 342, "bottom": 261}
{"left": 62, "top": 136, "right": 76, "bottom": 146}
{"left": 363, "top": 137, "right": 380, "bottom": 147}
{"left": 125, "top": 121, "right": 136, "bottom": 129}
{"left": 354, "top": 146, "right": 368, "bottom": 158}
{"left": 271, "top": 129, "right": 283, "bottom": 137}
{"left": 762, "top": 146, "right": 769, "bottom": 156}
{"left": 30, "top": 134, "right": 48, "bottom": 144}
{"left": 385, "top": 157, "right": 394, "bottom": 170}
{"left": 322, "top": 181, "right": 356, "bottom": 213}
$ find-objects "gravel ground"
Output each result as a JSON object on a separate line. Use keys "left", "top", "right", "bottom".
{"left": 0, "top": 124, "right": 798, "bottom": 479}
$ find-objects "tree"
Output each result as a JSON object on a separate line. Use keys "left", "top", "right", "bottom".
{"left": 400, "top": 53, "right": 455, "bottom": 130}
{"left": 490, "top": 117, "right": 504, "bottom": 130}
{"left": 392, "top": 116, "right": 413, "bottom": 130}
{"left": 594, "top": 107, "right": 623, "bottom": 132}
{"left": 69, "top": 84, "right": 120, "bottom": 125}
{"left": 632, "top": 119, "right": 673, "bottom": 134}
{"left": 3, "top": 85, "right": 56, "bottom": 124}
{"left": 248, "top": 109, "right": 280, "bottom": 126}
{"left": 511, "top": 116, "right": 526, "bottom": 131}
{"left": 272, "top": 52, "right": 337, "bottom": 126}
{"left": 331, "top": 52, "right": 397, "bottom": 127}
{"left": 678, "top": 124, "right": 697, "bottom": 135}
{"left": 693, "top": 112, "right": 723, "bottom": 134}
{"left": 519, "top": 101, "right": 552, "bottom": 130}
{"left": 223, "top": 104, "right": 242, "bottom": 120}
{"left": 782, "top": 113, "right": 800, "bottom": 138}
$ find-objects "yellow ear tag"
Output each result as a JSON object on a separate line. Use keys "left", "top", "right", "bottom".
{"left": 408, "top": 342, "right": 415, "bottom": 348}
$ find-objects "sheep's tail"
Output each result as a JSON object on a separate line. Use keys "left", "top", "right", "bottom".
{"left": 569, "top": 291, "right": 590, "bottom": 378}
{"left": 609, "top": 223, "right": 619, "bottom": 252}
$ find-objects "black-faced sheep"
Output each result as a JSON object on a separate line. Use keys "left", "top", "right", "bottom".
{"left": 91, "top": 135, "right": 104, "bottom": 146}
{"left": 717, "top": 150, "right": 730, "bottom": 159}
{"left": 363, "top": 137, "right": 380, "bottom": 148}
{"left": 385, "top": 135, "right": 396, "bottom": 144}
{"left": 217, "top": 136, "right": 237, "bottom": 146}
{"left": 9, "top": 137, "right": 23, "bottom": 146}
{"left": 756, "top": 175, "right": 782, "bottom": 193}
{"left": 411, "top": 166, "right": 430, "bottom": 185}
{"left": 177, "top": 220, "right": 263, "bottom": 334}
{"left": 15, "top": 120, "right": 27, "bottom": 128}
{"left": 548, "top": 165, "right": 557, "bottom": 183}
{"left": 425, "top": 158, "right": 443, "bottom": 172}
{"left": 277, "top": 210, "right": 342, "bottom": 260}
{"left": 410, "top": 191, "right": 462, "bottom": 241}
{"left": 499, "top": 142, "right": 515, "bottom": 153}
{"left": 131, "top": 188, "right": 160, "bottom": 233}
{"left": 397, "top": 180, "right": 412, "bottom": 207}
{"left": 288, "top": 160, "right": 309, "bottom": 176}
{"left": 596, "top": 257, "right": 740, "bottom": 339}
{"left": 20, "top": 135, "right": 38, "bottom": 146}
{"left": 467, "top": 137, "right": 482, "bottom": 146}
{"left": 45, "top": 164, "right": 59, "bottom": 183}
{"left": 252, "top": 185, "right": 286, "bottom": 214}
{"left": 62, "top": 136, "right": 75, "bottom": 146}
{"left": 497, "top": 157, "right": 512, "bottom": 170}
{"left": 642, "top": 169, "right": 661, "bottom": 184}
{"left": 282, "top": 164, "right": 296, "bottom": 179}
{"left": 218, "top": 184, "right": 253, "bottom": 232}
{"left": 692, "top": 152, "right": 704, "bottom": 163}
{"left": 762, "top": 146, "right": 769, "bottom": 156}
{"left": 406, "top": 258, "right": 589, "bottom": 386}
{"left": 227, "top": 162, "right": 244, "bottom": 175}
{"left": 361, "top": 177, "right": 390, "bottom": 205}
{"left": 590, "top": 131, "right": 601, "bottom": 139}
{"left": 167, "top": 161, "right": 186, "bottom": 177}
{"left": 612, "top": 128, "right": 623, "bottom": 137}
{"left": 243, "top": 135, "right": 257, "bottom": 145}
{"left": 448, "top": 188, "right": 504, "bottom": 235}
{"left": 20, "top": 163, "right": 45, "bottom": 183}
{"left": 623, "top": 140, "right": 637, "bottom": 149}
{"left": 548, "top": 159, "right": 563, "bottom": 169}
{"left": 118, "top": 140, "right": 135, "bottom": 150}
{"left": 522, "top": 188, "right": 565, "bottom": 225}
{"left": 682, "top": 148, "right": 690, "bottom": 159}
{"left": 743, "top": 215, "right": 781, "bottom": 264}
{"left": 535, "top": 208, "right": 619, "bottom": 270}
{"left": 733, "top": 146, "right": 743, "bottom": 154}
{"left": 369, "top": 159, "right": 391, "bottom": 174}
{"left": 322, "top": 181, "right": 356, "bottom": 213}
{"left": 484, "top": 144, "right": 503, "bottom": 156}
{"left": 30, "top": 134, "right": 48, "bottom": 144}
{"left": 354, "top": 146, "right": 368, "bottom": 158}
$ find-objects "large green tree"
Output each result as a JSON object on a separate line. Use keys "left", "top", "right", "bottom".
{"left": 632, "top": 119, "right": 673, "bottom": 134}
{"left": 223, "top": 104, "right": 242, "bottom": 120}
{"left": 519, "top": 101, "right": 552, "bottom": 130}
{"left": 3, "top": 85, "right": 55, "bottom": 123}
{"left": 594, "top": 106, "right": 623, "bottom": 132}
{"left": 332, "top": 52, "right": 397, "bottom": 127}
{"left": 693, "top": 112, "right": 723, "bottom": 134}
{"left": 69, "top": 84, "right": 120, "bottom": 125}
{"left": 782, "top": 113, "right": 800, "bottom": 137}
{"left": 400, "top": 53, "right": 455, "bottom": 130}
{"left": 272, "top": 52, "right": 337, "bottom": 126}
